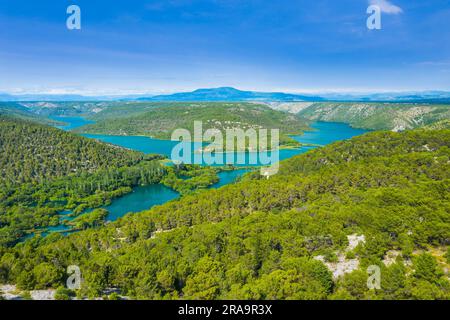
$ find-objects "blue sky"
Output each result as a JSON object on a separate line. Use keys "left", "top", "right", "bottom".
{"left": 0, "top": 0, "right": 449, "bottom": 95}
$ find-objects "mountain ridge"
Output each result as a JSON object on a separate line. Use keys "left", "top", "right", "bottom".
{"left": 2, "top": 87, "right": 450, "bottom": 103}
{"left": 137, "top": 87, "right": 324, "bottom": 102}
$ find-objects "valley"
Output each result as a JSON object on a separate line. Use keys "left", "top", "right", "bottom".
{"left": 2, "top": 0, "right": 449, "bottom": 305}
{"left": 0, "top": 98, "right": 449, "bottom": 301}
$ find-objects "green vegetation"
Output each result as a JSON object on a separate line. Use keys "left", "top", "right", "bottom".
{"left": 86, "top": 101, "right": 162, "bottom": 119}
{"left": 0, "top": 155, "right": 165, "bottom": 246}
{"left": 0, "top": 117, "right": 168, "bottom": 247}
{"left": 0, "top": 117, "right": 245, "bottom": 248}
{"left": 162, "top": 164, "right": 220, "bottom": 195}
{"left": 423, "top": 119, "right": 450, "bottom": 130}
{"left": 54, "top": 286, "right": 75, "bottom": 300}
{"left": 0, "top": 104, "right": 61, "bottom": 125}
{"left": 1, "top": 129, "right": 448, "bottom": 299}
{"left": 0, "top": 116, "right": 145, "bottom": 185}
{"left": 295, "top": 102, "right": 450, "bottom": 131}
{"left": 75, "top": 102, "right": 310, "bottom": 149}
{"left": 69, "top": 209, "right": 108, "bottom": 230}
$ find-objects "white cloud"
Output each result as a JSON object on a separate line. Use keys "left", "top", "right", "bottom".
{"left": 369, "top": 0, "right": 403, "bottom": 14}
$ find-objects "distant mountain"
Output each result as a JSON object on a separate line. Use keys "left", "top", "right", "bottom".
{"left": 1, "top": 88, "right": 450, "bottom": 103}
{"left": 0, "top": 94, "right": 99, "bottom": 101}
{"left": 137, "top": 87, "right": 324, "bottom": 102}
{"left": 0, "top": 93, "right": 148, "bottom": 102}
{"left": 0, "top": 102, "right": 61, "bottom": 125}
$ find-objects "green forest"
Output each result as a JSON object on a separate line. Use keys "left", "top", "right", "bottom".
{"left": 0, "top": 117, "right": 237, "bottom": 248}
{"left": 0, "top": 116, "right": 146, "bottom": 185}
{"left": 1, "top": 0, "right": 449, "bottom": 304}
{"left": 0, "top": 104, "right": 62, "bottom": 126}
{"left": 0, "top": 117, "right": 166, "bottom": 245}
{"left": 1, "top": 117, "right": 449, "bottom": 299}
{"left": 74, "top": 103, "right": 309, "bottom": 149}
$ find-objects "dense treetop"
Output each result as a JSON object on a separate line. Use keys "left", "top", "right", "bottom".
{"left": 0, "top": 117, "right": 144, "bottom": 185}
{"left": 2, "top": 128, "right": 448, "bottom": 299}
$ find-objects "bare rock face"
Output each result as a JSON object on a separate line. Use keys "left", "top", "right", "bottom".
{"left": 347, "top": 234, "right": 365, "bottom": 251}
{"left": 30, "top": 290, "right": 56, "bottom": 300}
{"left": 315, "top": 254, "right": 360, "bottom": 279}
{"left": 382, "top": 250, "right": 402, "bottom": 267}
{"left": 0, "top": 284, "right": 56, "bottom": 300}
{"left": 0, "top": 285, "right": 22, "bottom": 300}
{"left": 314, "top": 234, "right": 366, "bottom": 279}
{"left": 265, "top": 102, "right": 314, "bottom": 114}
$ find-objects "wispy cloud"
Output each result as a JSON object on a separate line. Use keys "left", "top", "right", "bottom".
{"left": 415, "top": 60, "right": 450, "bottom": 67}
{"left": 369, "top": 0, "right": 403, "bottom": 14}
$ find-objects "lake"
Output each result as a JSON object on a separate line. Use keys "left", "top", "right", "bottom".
{"left": 104, "top": 184, "right": 179, "bottom": 221}
{"left": 82, "top": 123, "right": 366, "bottom": 165}
{"left": 103, "top": 170, "right": 247, "bottom": 221}
{"left": 51, "top": 116, "right": 95, "bottom": 130}
{"left": 21, "top": 168, "right": 249, "bottom": 241}
{"left": 292, "top": 121, "right": 368, "bottom": 146}
{"left": 51, "top": 116, "right": 367, "bottom": 165}
{"left": 31, "top": 116, "right": 368, "bottom": 238}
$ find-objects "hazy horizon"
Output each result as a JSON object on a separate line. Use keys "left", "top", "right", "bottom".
{"left": 1, "top": 86, "right": 450, "bottom": 98}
